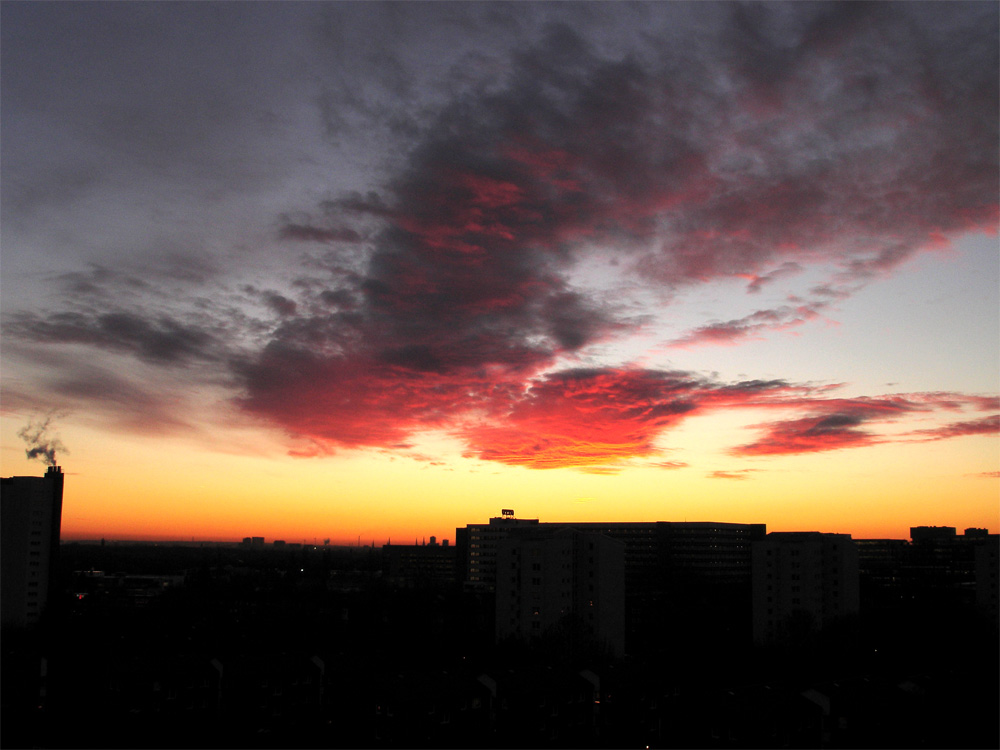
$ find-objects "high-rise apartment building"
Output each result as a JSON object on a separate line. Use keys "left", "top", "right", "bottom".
{"left": 974, "top": 535, "right": 999, "bottom": 622}
{"left": 752, "top": 532, "right": 860, "bottom": 643}
{"left": 457, "top": 516, "right": 766, "bottom": 651}
{"left": 1, "top": 465, "right": 64, "bottom": 628}
{"left": 858, "top": 527, "right": 999, "bottom": 620}
{"left": 494, "top": 527, "right": 625, "bottom": 655}
{"left": 457, "top": 517, "right": 765, "bottom": 592}
{"left": 456, "top": 515, "right": 540, "bottom": 591}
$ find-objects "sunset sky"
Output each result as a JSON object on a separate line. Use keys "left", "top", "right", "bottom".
{"left": 2, "top": 1, "right": 997, "bottom": 544}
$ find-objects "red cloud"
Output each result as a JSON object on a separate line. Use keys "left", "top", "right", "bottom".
{"left": 460, "top": 369, "right": 703, "bottom": 469}
{"left": 909, "top": 415, "right": 1000, "bottom": 442}
{"left": 648, "top": 460, "right": 688, "bottom": 470}
{"left": 235, "top": 352, "right": 497, "bottom": 450}
{"left": 735, "top": 413, "right": 882, "bottom": 456}
{"left": 732, "top": 396, "right": 998, "bottom": 457}
{"left": 708, "top": 469, "right": 758, "bottom": 480}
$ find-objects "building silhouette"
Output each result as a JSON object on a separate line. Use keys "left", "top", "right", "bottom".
{"left": 752, "top": 531, "right": 860, "bottom": 643}
{"left": 910, "top": 525, "right": 958, "bottom": 541}
{"left": 457, "top": 516, "right": 764, "bottom": 592}
{"left": 382, "top": 538, "right": 457, "bottom": 588}
{"left": 974, "top": 535, "right": 1000, "bottom": 622}
{"left": 457, "top": 515, "right": 765, "bottom": 652}
{"left": 1, "top": 465, "right": 64, "bottom": 628}
{"left": 494, "top": 526, "right": 625, "bottom": 655}
{"left": 456, "top": 514, "right": 541, "bottom": 590}
{"left": 3, "top": 509, "right": 993, "bottom": 749}
{"left": 856, "top": 526, "right": 1000, "bottom": 623}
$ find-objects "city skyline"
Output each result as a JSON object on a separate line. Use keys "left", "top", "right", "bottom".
{"left": 2, "top": 2, "right": 998, "bottom": 544}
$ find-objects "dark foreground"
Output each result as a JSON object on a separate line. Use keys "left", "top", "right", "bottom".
{"left": 3, "top": 542, "right": 997, "bottom": 749}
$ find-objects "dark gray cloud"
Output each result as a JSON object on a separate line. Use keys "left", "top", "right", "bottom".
{"left": 7, "top": 310, "right": 220, "bottom": 365}
{"left": 279, "top": 224, "right": 363, "bottom": 244}
{"left": 668, "top": 303, "right": 827, "bottom": 349}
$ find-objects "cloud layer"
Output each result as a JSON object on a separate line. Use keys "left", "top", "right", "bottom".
{"left": 2, "top": 2, "right": 997, "bottom": 473}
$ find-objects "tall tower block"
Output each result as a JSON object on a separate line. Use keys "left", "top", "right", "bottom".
{"left": 1, "top": 466, "right": 64, "bottom": 628}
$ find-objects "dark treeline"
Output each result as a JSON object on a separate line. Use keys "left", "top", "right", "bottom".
{"left": 2, "top": 542, "right": 997, "bottom": 749}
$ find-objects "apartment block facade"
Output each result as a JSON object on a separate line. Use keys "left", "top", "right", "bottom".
{"left": 494, "top": 527, "right": 625, "bottom": 654}
{"left": 752, "top": 532, "right": 860, "bottom": 643}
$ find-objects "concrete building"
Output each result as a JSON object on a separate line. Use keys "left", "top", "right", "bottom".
{"left": 910, "top": 525, "right": 957, "bottom": 541}
{"left": 1, "top": 465, "right": 65, "bottom": 628}
{"left": 458, "top": 515, "right": 765, "bottom": 652}
{"left": 457, "top": 516, "right": 764, "bottom": 593}
{"left": 856, "top": 528, "right": 997, "bottom": 620}
{"left": 382, "top": 540, "right": 458, "bottom": 587}
{"left": 854, "top": 538, "right": 908, "bottom": 586}
{"left": 752, "top": 532, "right": 860, "bottom": 644}
{"left": 907, "top": 526, "right": 985, "bottom": 594}
{"left": 974, "top": 535, "right": 999, "bottom": 622}
{"left": 494, "top": 527, "right": 625, "bottom": 655}
{"left": 456, "top": 515, "right": 540, "bottom": 591}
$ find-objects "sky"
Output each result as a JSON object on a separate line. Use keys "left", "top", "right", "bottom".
{"left": 1, "top": 1, "right": 997, "bottom": 544}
